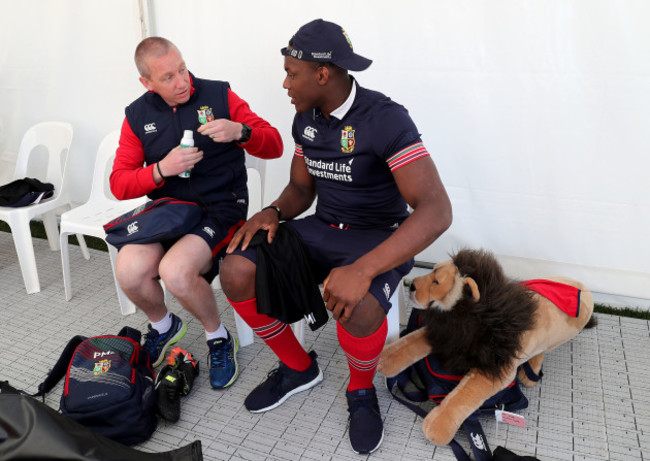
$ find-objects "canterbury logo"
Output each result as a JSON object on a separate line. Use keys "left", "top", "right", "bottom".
{"left": 127, "top": 221, "right": 139, "bottom": 235}
{"left": 302, "top": 126, "right": 317, "bottom": 141}
{"left": 471, "top": 432, "right": 486, "bottom": 450}
{"left": 383, "top": 283, "right": 391, "bottom": 300}
{"left": 203, "top": 226, "right": 215, "bottom": 238}
{"left": 144, "top": 123, "right": 157, "bottom": 134}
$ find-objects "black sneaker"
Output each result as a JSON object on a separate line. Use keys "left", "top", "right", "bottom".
{"left": 244, "top": 350, "right": 323, "bottom": 413}
{"left": 346, "top": 386, "right": 384, "bottom": 454}
{"left": 155, "top": 365, "right": 183, "bottom": 422}
{"left": 142, "top": 313, "right": 187, "bottom": 367}
{"left": 170, "top": 347, "right": 199, "bottom": 396}
{"left": 154, "top": 347, "right": 199, "bottom": 422}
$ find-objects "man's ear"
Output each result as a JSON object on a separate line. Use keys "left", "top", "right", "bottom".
{"left": 316, "top": 66, "right": 329, "bottom": 86}
{"left": 139, "top": 76, "right": 153, "bottom": 92}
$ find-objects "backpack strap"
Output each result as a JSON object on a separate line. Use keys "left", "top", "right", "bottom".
{"left": 385, "top": 370, "right": 430, "bottom": 419}
{"left": 458, "top": 414, "right": 493, "bottom": 461}
{"left": 519, "top": 362, "right": 543, "bottom": 383}
{"left": 33, "top": 335, "right": 86, "bottom": 398}
{"left": 386, "top": 372, "right": 495, "bottom": 461}
{"left": 118, "top": 326, "right": 142, "bottom": 343}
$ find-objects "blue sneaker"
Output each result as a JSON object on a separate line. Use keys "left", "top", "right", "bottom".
{"left": 142, "top": 313, "right": 187, "bottom": 367}
{"left": 208, "top": 331, "right": 239, "bottom": 389}
{"left": 244, "top": 350, "right": 323, "bottom": 413}
{"left": 346, "top": 386, "right": 384, "bottom": 454}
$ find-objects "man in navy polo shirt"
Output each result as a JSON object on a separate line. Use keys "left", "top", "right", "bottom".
{"left": 220, "top": 20, "right": 452, "bottom": 454}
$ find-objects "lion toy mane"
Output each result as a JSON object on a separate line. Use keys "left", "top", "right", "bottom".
{"left": 378, "top": 248, "right": 596, "bottom": 446}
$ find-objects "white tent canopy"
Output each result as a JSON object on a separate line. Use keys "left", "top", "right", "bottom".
{"left": 1, "top": 0, "right": 648, "bottom": 308}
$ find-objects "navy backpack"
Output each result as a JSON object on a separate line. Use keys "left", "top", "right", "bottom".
{"left": 35, "top": 327, "right": 157, "bottom": 445}
{"left": 386, "top": 309, "right": 529, "bottom": 461}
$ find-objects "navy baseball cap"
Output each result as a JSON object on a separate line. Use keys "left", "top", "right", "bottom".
{"left": 281, "top": 19, "right": 372, "bottom": 71}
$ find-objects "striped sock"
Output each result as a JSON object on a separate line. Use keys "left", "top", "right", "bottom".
{"left": 337, "top": 319, "right": 387, "bottom": 391}
{"left": 228, "top": 297, "right": 312, "bottom": 371}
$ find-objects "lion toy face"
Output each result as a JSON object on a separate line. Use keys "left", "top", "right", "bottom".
{"left": 378, "top": 248, "right": 596, "bottom": 447}
{"left": 409, "top": 259, "right": 479, "bottom": 312}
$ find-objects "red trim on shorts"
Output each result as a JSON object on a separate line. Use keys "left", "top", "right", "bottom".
{"left": 211, "top": 220, "right": 245, "bottom": 257}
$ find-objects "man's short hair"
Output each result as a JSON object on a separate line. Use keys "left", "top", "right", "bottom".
{"left": 134, "top": 37, "right": 178, "bottom": 78}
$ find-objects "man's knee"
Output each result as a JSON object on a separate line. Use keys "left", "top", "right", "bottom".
{"left": 219, "top": 255, "right": 256, "bottom": 299}
{"left": 115, "top": 252, "right": 157, "bottom": 293}
{"left": 341, "top": 295, "right": 386, "bottom": 337}
{"left": 158, "top": 258, "right": 196, "bottom": 297}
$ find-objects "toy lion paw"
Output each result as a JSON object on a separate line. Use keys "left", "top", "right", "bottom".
{"left": 422, "top": 406, "right": 458, "bottom": 445}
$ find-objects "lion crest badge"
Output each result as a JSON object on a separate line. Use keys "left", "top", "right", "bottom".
{"left": 197, "top": 106, "right": 214, "bottom": 125}
{"left": 93, "top": 359, "right": 111, "bottom": 375}
{"left": 341, "top": 126, "right": 355, "bottom": 153}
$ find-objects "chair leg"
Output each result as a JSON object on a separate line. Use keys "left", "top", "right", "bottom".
{"left": 386, "top": 284, "right": 403, "bottom": 344}
{"left": 9, "top": 217, "right": 40, "bottom": 294}
{"left": 107, "top": 243, "right": 136, "bottom": 315}
{"left": 76, "top": 233, "right": 90, "bottom": 260}
{"left": 234, "top": 311, "right": 255, "bottom": 347}
{"left": 291, "top": 321, "right": 305, "bottom": 345}
{"left": 60, "top": 231, "right": 73, "bottom": 301}
{"left": 42, "top": 210, "right": 61, "bottom": 251}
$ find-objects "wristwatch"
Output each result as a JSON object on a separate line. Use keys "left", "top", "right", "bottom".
{"left": 237, "top": 123, "right": 252, "bottom": 144}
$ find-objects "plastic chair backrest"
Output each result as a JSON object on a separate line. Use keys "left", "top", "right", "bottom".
{"left": 89, "top": 130, "right": 121, "bottom": 202}
{"left": 13, "top": 122, "right": 74, "bottom": 196}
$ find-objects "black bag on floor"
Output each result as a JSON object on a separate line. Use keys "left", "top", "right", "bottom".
{"left": 386, "top": 309, "right": 529, "bottom": 461}
{"left": 0, "top": 177, "right": 54, "bottom": 207}
{"left": 0, "top": 381, "right": 203, "bottom": 461}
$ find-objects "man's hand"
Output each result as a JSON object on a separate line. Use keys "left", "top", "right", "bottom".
{"left": 198, "top": 119, "right": 244, "bottom": 143}
{"left": 322, "top": 264, "right": 373, "bottom": 323}
{"left": 226, "top": 207, "right": 281, "bottom": 253}
{"left": 158, "top": 145, "right": 203, "bottom": 178}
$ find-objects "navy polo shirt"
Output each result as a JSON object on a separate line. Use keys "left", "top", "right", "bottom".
{"left": 292, "top": 79, "right": 424, "bottom": 229}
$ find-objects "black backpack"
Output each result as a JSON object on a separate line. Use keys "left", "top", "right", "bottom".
{"left": 386, "top": 309, "right": 529, "bottom": 461}
{"left": 35, "top": 327, "right": 157, "bottom": 445}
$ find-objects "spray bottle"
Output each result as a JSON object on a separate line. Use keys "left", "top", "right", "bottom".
{"left": 178, "top": 130, "right": 194, "bottom": 178}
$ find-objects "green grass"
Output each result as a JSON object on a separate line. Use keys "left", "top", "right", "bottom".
{"left": 2, "top": 220, "right": 649, "bottom": 320}
{"left": 593, "top": 303, "right": 650, "bottom": 320}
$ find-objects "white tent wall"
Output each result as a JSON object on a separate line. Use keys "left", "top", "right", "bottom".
{"left": 1, "top": 1, "right": 649, "bottom": 308}
{"left": 0, "top": 0, "right": 144, "bottom": 202}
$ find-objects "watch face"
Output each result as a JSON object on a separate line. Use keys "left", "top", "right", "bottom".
{"left": 240, "top": 124, "right": 251, "bottom": 143}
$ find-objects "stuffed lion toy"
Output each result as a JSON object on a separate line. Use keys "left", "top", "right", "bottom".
{"left": 378, "top": 248, "right": 596, "bottom": 446}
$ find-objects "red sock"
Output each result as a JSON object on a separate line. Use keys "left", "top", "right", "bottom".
{"left": 228, "top": 298, "right": 312, "bottom": 371}
{"left": 337, "top": 319, "right": 387, "bottom": 392}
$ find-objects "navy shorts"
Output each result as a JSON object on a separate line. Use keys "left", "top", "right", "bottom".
{"left": 233, "top": 215, "right": 413, "bottom": 313}
{"left": 163, "top": 200, "right": 246, "bottom": 283}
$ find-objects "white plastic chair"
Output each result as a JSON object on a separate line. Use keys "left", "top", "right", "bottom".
{"left": 0, "top": 121, "right": 77, "bottom": 294}
{"left": 59, "top": 131, "right": 145, "bottom": 314}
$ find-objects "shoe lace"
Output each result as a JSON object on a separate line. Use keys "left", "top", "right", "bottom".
{"left": 209, "top": 341, "right": 229, "bottom": 369}
{"left": 143, "top": 327, "right": 160, "bottom": 354}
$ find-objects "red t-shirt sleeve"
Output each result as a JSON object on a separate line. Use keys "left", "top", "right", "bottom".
{"left": 227, "top": 89, "right": 283, "bottom": 159}
{"left": 109, "top": 117, "right": 160, "bottom": 200}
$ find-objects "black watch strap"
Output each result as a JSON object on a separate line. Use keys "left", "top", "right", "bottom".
{"left": 262, "top": 205, "right": 281, "bottom": 220}
{"left": 237, "top": 123, "right": 252, "bottom": 144}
